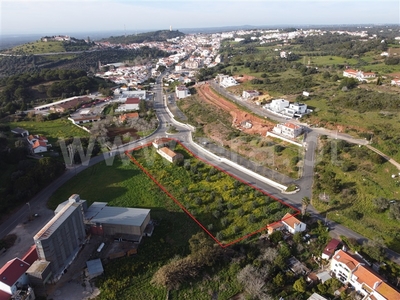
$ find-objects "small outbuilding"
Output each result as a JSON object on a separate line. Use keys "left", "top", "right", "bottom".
{"left": 86, "top": 259, "right": 104, "bottom": 279}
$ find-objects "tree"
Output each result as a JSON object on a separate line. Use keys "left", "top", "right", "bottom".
{"left": 362, "top": 238, "right": 386, "bottom": 262}
{"left": 339, "top": 77, "right": 358, "bottom": 90}
{"left": 237, "top": 265, "right": 272, "bottom": 300}
{"left": 301, "top": 196, "right": 310, "bottom": 216}
{"left": 293, "top": 277, "right": 307, "bottom": 293}
{"left": 372, "top": 197, "right": 389, "bottom": 213}
{"left": 388, "top": 203, "right": 400, "bottom": 220}
{"left": 272, "top": 273, "right": 285, "bottom": 288}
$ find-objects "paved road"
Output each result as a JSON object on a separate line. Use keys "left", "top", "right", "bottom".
{"left": 1, "top": 73, "right": 400, "bottom": 266}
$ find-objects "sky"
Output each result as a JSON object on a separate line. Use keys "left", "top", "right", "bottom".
{"left": 1, "top": 0, "right": 399, "bottom": 35}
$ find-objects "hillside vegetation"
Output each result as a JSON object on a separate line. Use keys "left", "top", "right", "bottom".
{"left": 99, "top": 30, "right": 185, "bottom": 44}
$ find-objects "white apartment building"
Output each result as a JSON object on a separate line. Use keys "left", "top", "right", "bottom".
{"left": 175, "top": 85, "right": 190, "bottom": 99}
{"left": 330, "top": 250, "right": 400, "bottom": 300}
{"left": 272, "top": 122, "right": 303, "bottom": 138}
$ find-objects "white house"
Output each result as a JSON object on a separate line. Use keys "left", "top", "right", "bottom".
{"left": 125, "top": 98, "right": 140, "bottom": 110}
{"left": 391, "top": 79, "right": 400, "bottom": 86}
{"left": 266, "top": 99, "right": 290, "bottom": 113}
{"left": 284, "top": 102, "right": 309, "bottom": 117}
{"left": 175, "top": 64, "right": 183, "bottom": 71}
{"left": 157, "top": 147, "right": 183, "bottom": 163}
{"left": 330, "top": 249, "right": 400, "bottom": 300}
{"left": 281, "top": 213, "right": 306, "bottom": 234}
{"left": 242, "top": 90, "right": 260, "bottom": 99}
{"left": 0, "top": 258, "right": 30, "bottom": 297}
{"left": 32, "top": 140, "right": 48, "bottom": 154}
{"left": 116, "top": 97, "right": 140, "bottom": 112}
{"left": 175, "top": 85, "right": 190, "bottom": 99}
{"left": 220, "top": 76, "right": 238, "bottom": 88}
{"left": 152, "top": 138, "right": 170, "bottom": 149}
{"left": 343, "top": 69, "right": 376, "bottom": 82}
{"left": 26, "top": 134, "right": 49, "bottom": 154}
{"left": 272, "top": 122, "right": 303, "bottom": 138}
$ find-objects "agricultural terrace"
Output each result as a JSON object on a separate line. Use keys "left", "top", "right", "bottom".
{"left": 126, "top": 140, "right": 298, "bottom": 247}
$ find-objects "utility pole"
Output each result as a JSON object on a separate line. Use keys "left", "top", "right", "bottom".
{"left": 26, "top": 202, "right": 31, "bottom": 220}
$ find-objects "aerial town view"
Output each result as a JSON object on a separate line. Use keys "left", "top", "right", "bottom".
{"left": 1, "top": 0, "right": 400, "bottom": 299}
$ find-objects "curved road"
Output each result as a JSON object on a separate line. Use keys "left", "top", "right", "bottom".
{"left": 1, "top": 74, "right": 399, "bottom": 265}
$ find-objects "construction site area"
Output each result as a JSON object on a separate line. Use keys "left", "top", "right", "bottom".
{"left": 196, "top": 83, "right": 274, "bottom": 136}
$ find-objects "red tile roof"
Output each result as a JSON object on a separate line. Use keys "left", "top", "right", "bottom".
{"left": 353, "top": 265, "right": 381, "bottom": 289}
{"left": 159, "top": 147, "right": 178, "bottom": 158}
{"left": 281, "top": 213, "right": 302, "bottom": 229}
{"left": 126, "top": 97, "right": 140, "bottom": 104}
{"left": 283, "top": 122, "right": 301, "bottom": 130}
{"left": 376, "top": 281, "right": 400, "bottom": 300}
{"left": 153, "top": 137, "right": 171, "bottom": 145}
{"left": 32, "top": 140, "right": 47, "bottom": 149}
{"left": 332, "top": 250, "right": 362, "bottom": 270}
{"left": 0, "top": 258, "right": 30, "bottom": 287}
{"left": 119, "top": 112, "right": 139, "bottom": 122}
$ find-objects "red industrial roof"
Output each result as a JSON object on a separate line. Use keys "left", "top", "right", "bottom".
{"left": 0, "top": 258, "right": 30, "bottom": 287}
{"left": 21, "top": 245, "right": 38, "bottom": 265}
{"left": 322, "top": 238, "right": 341, "bottom": 258}
{"left": 0, "top": 289, "right": 10, "bottom": 300}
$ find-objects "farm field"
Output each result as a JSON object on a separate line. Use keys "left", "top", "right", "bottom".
{"left": 127, "top": 141, "right": 298, "bottom": 246}
{"left": 7, "top": 119, "right": 90, "bottom": 144}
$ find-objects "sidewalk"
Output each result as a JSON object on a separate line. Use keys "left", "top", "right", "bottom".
{"left": 194, "top": 137, "right": 295, "bottom": 186}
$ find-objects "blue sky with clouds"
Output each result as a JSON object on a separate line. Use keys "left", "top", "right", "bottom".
{"left": 1, "top": 0, "right": 399, "bottom": 35}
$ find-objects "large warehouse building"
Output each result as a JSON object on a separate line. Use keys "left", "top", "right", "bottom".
{"left": 85, "top": 202, "right": 153, "bottom": 242}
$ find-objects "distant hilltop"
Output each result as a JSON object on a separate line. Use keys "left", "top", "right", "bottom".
{"left": 41, "top": 35, "right": 72, "bottom": 42}
{"left": 99, "top": 30, "right": 185, "bottom": 44}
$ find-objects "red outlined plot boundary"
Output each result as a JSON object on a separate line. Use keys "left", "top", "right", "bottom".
{"left": 125, "top": 138, "right": 300, "bottom": 248}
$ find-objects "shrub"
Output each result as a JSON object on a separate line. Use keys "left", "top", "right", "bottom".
{"left": 251, "top": 201, "right": 258, "bottom": 209}
{"left": 212, "top": 210, "right": 221, "bottom": 219}
{"left": 195, "top": 198, "right": 202, "bottom": 205}
{"left": 248, "top": 214, "right": 256, "bottom": 223}
{"left": 221, "top": 218, "right": 229, "bottom": 227}
{"left": 372, "top": 197, "right": 389, "bottom": 213}
{"left": 237, "top": 208, "right": 245, "bottom": 217}
{"left": 274, "top": 145, "right": 285, "bottom": 153}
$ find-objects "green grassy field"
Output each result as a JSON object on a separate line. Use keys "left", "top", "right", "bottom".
{"left": 6, "top": 119, "right": 90, "bottom": 144}
{"left": 308, "top": 56, "right": 359, "bottom": 66}
{"left": 10, "top": 41, "right": 65, "bottom": 54}
{"left": 312, "top": 138, "right": 400, "bottom": 252}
